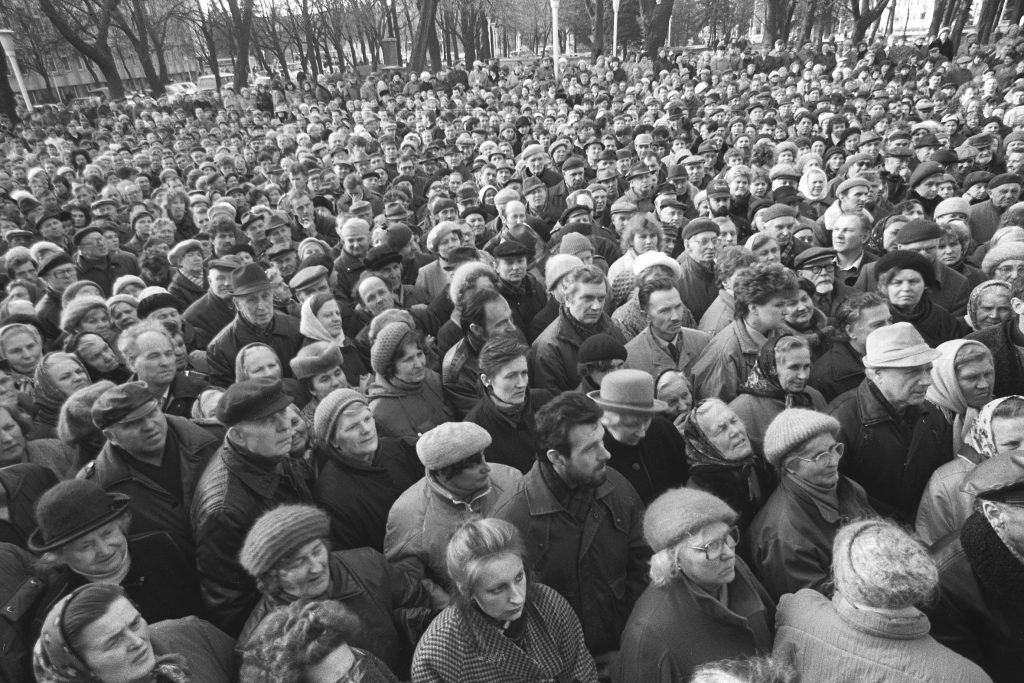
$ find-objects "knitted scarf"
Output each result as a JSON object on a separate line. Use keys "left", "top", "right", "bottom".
{"left": 559, "top": 304, "right": 606, "bottom": 342}
{"left": 736, "top": 335, "right": 814, "bottom": 408}
{"left": 538, "top": 459, "right": 594, "bottom": 523}
{"left": 960, "top": 511, "right": 1024, "bottom": 621}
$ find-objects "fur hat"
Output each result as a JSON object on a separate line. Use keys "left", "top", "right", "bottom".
{"left": 982, "top": 241, "right": 1024, "bottom": 276}
{"left": 643, "top": 487, "right": 738, "bottom": 552}
{"left": 58, "top": 295, "right": 108, "bottom": 335}
{"left": 544, "top": 254, "right": 583, "bottom": 292}
{"left": 763, "top": 408, "right": 841, "bottom": 467}
{"left": 290, "top": 342, "right": 344, "bottom": 380}
{"left": 239, "top": 504, "right": 330, "bottom": 579}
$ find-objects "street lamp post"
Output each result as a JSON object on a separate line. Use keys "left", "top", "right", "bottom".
{"left": 550, "top": 0, "right": 560, "bottom": 80}
{"left": 0, "top": 30, "right": 32, "bottom": 112}
{"left": 612, "top": 0, "right": 621, "bottom": 59}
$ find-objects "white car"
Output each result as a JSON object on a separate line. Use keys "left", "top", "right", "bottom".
{"left": 164, "top": 82, "right": 199, "bottom": 103}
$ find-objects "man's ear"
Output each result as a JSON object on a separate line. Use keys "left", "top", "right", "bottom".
{"left": 1011, "top": 296, "right": 1024, "bottom": 318}
{"left": 546, "top": 448, "right": 565, "bottom": 468}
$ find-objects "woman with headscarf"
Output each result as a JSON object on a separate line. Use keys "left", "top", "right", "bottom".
{"left": 798, "top": 167, "right": 830, "bottom": 218}
{"left": 33, "top": 583, "right": 234, "bottom": 683}
{"left": 32, "top": 352, "right": 90, "bottom": 438}
{"left": 773, "top": 520, "right": 991, "bottom": 682}
{"left": 235, "top": 341, "right": 306, "bottom": 406}
{"left": 683, "top": 399, "right": 776, "bottom": 530}
{"left": 729, "top": 335, "right": 827, "bottom": 448}
{"left": 926, "top": 339, "right": 995, "bottom": 453}
{"left": 0, "top": 323, "right": 43, "bottom": 398}
{"left": 64, "top": 332, "right": 131, "bottom": 384}
{"left": 916, "top": 395, "right": 1024, "bottom": 545}
{"left": 965, "top": 280, "right": 1013, "bottom": 331}
{"left": 298, "top": 292, "right": 370, "bottom": 386}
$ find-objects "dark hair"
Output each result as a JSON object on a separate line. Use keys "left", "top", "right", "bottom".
{"left": 62, "top": 584, "right": 129, "bottom": 664}
{"left": 307, "top": 291, "right": 335, "bottom": 318}
{"left": 478, "top": 334, "right": 529, "bottom": 378}
{"left": 534, "top": 392, "right": 601, "bottom": 463}
{"left": 637, "top": 276, "right": 677, "bottom": 311}
{"left": 460, "top": 287, "right": 505, "bottom": 337}
{"left": 733, "top": 262, "right": 800, "bottom": 317}
{"left": 836, "top": 291, "right": 888, "bottom": 336}
{"left": 714, "top": 246, "right": 757, "bottom": 287}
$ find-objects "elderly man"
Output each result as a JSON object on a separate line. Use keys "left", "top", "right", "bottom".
{"left": 830, "top": 212, "right": 876, "bottom": 287}
{"left": 533, "top": 264, "right": 625, "bottom": 391}
{"left": 493, "top": 240, "right": 547, "bottom": 333}
{"left": 118, "top": 320, "right": 209, "bottom": 417}
{"left": 969, "top": 173, "right": 1023, "bottom": 243}
{"left": 491, "top": 392, "right": 650, "bottom": 670}
{"left": 809, "top": 292, "right": 892, "bottom": 402}
{"left": 588, "top": 369, "right": 688, "bottom": 504}
{"left": 34, "top": 252, "right": 78, "bottom": 342}
{"left": 625, "top": 277, "right": 710, "bottom": 380}
{"left": 384, "top": 421, "right": 522, "bottom": 604}
{"left": 334, "top": 217, "right": 372, "bottom": 302}
{"left": 828, "top": 323, "right": 953, "bottom": 522}
{"left": 183, "top": 255, "right": 241, "bottom": 348}
{"left": 206, "top": 263, "right": 303, "bottom": 387}
{"left": 746, "top": 408, "right": 874, "bottom": 601}
{"left": 73, "top": 223, "right": 140, "bottom": 296}
{"left": 312, "top": 388, "right": 421, "bottom": 552}
{"left": 675, "top": 218, "right": 721, "bottom": 320}
{"left": 794, "top": 247, "right": 854, "bottom": 322}
{"left": 927, "top": 456, "right": 1024, "bottom": 682}
{"left": 190, "top": 377, "right": 313, "bottom": 636}
{"left": 84, "top": 381, "right": 220, "bottom": 550}
{"left": 167, "top": 239, "right": 206, "bottom": 308}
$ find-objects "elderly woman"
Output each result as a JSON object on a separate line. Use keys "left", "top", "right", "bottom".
{"left": 386, "top": 421, "right": 522, "bottom": 609}
{"left": 0, "top": 323, "right": 42, "bottom": 397}
{"left": 773, "top": 520, "right": 991, "bottom": 682}
{"left": 981, "top": 241, "right": 1024, "bottom": 285}
{"left": 966, "top": 280, "right": 1013, "bottom": 331}
{"left": 916, "top": 395, "right": 1024, "bottom": 545}
{"left": 298, "top": 292, "right": 369, "bottom": 385}
{"left": 464, "top": 336, "right": 552, "bottom": 473}
{"left": 926, "top": 339, "right": 995, "bottom": 453}
{"left": 875, "top": 250, "right": 970, "bottom": 347}
{"left": 411, "top": 518, "right": 597, "bottom": 682}
{"left": 236, "top": 341, "right": 306, "bottom": 406}
{"left": 799, "top": 167, "right": 830, "bottom": 217}
{"left": 290, "top": 342, "right": 350, "bottom": 429}
{"left": 729, "top": 335, "right": 828, "bottom": 447}
{"left": 683, "top": 399, "right": 775, "bottom": 529}
{"left": 416, "top": 222, "right": 463, "bottom": 299}
{"left": 106, "top": 293, "right": 140, "bottom": 331}
{"left": 367, "top": 322, "right": 452, "bottom": 440}
{"left": 59, "top": 295, "right": 116, "bottom": 344}
{"left": 237, "top": 504, "right": 434, "bottom": 677}
{"left": 241, "top": 601, "right": 399, "bottom": 683}
{"left": 747, "top": 409, "right": 874, "bottom": 601}
{"left": 32, "top": 352, "right": 91, "bottom": 438}
{"left": 607, "top": 215, "right": 664, "bottom": 307}
{"left": 656, "top": 369, "right": 693, "bottom": 436}
{"left": 613, "top": 488, "right": 774, "bottom": 682}
{"left": 33, "top": 583, "right": 234, "bottom": 683}
{"left": 64, "top": 332, "right": 130, "bottom": 383}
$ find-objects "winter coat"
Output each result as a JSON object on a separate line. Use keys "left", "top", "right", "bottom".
{"left": 0, "top": 464, "right": 58, "bottom": 549}
{"left": 676, "top": 252, "right": 718, "bottom": 321}
{"left": 314, "top": 438, "right": 422, "bottom": 552}
{"left": 532, "top": 313, "right": 626, "bottom": 392}
{"left": 74, "top": 252, "right": 140, "bottom": 297}
{"left": 915, "top": 455, "right": 978, "bottom": 546}
{"left": 161, "top": 371, "right": 210, "bottom": 418}
{"left": 686, "top": 458, "right": 777, "bottom": 532}
{"left": 612, "top": 558, "right": 775, "bottom": 683}
{"left": 745, "top": 475, "right": 874, "bottom": 601}
{"left": 888, "top": 296, "right": 971, "bottom": 348}
{"left": 774, "top": 589, "right": 992, "bottom": 683}
{"left": 168, "top": 270, "right": 206, "bottom": 310}
{"left": 498, "top": 275, "right": 547, "bottom": 335}
{"left": 385, "top": 465, "right": 523, "bottom": 599}
{"left": 808, "top": 340, "right": 865, "bottom": 403}
{"left": 240, "top": 548, "right": 435, "bottom": 677}
{"left": 182, "top": 292, "right": 234, "bottom": 350}
{"left": 692, "top": 319, "right": 766, "bottom": 403}
{"left": 829, "top": 379, "right": 954, "bottom": 522}
{"left": 206, "top": 311, "right": 304, "bottom": 387}
{"left": 728, "top": 388, "right": 827, "bottom": 449}
{"left": 367, "top": 372, "right": 453, "bottom": 441}
{"left": 190, "top": 439, "right": 314, "bottom": 636}
{"left": 81, "top": 415, "right": 220, "bottom": 551}
{"left": 966, "top": 316, "right": 1024, "bottom": 398}
{"left": 698, "top": 290, "right": 735, "bottom": 337}
{"left": 440, "top": 335, "right": 483, "bottom": 419}
{"left": 146, "top": 616, "right": 236, "bottom": 683}
{"left": 603, "top": 417, "right": 689, "bottom": 505}
{"left": 625, "top": 326, "right": 711, "bottom": 382}
{"left": 0, "top": 544, "right": 66, "bottom": 683}
{"left": 855, "top": 259, "right": 971, "bottom": 316}
{"left": 411, "top": 583, "right": 597, "bottom": 683}
{"left": 464, "top": 390, "right": 553, "bottom": 473}
{"left": 490, "top": 462, "right": 651, "bottom": 656}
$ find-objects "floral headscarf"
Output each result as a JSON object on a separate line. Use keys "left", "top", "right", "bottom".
{"left": 737, "top": 335, "right": 814, "bottom": 408}
{"left": 964, "top": 395, "right": 1024, "bottom": 460}
{"left": 681, "top": 399, "right": 754, "bottom": 470}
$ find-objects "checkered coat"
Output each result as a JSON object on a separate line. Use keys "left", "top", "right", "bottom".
{"left": 410, "top": 583, "right": 597, "bottom": 682}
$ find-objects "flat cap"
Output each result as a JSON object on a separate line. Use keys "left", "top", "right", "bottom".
{"left": 493, "top": 240, "right": 531, "bottom": 259}
{"left": 794, "top": 247, "right": 837, "bottom": 270}
{"left": 289, "top": 265, "right": 329, "bottom": 291}
{"left": 681, "top": 218, "right": 721, "bottom": 242}
{"left": 416, "top": 422, "right": 492, "bottom": 470}
{"left": 908, "top": 161, "right": 945, "bottom": 188}
{"left": 216, "top": 377, "right": 293, "bottom": 426}
{"left": 962, "top": 451, "right": 1024, "bottom": 506}
{"left": 92, "top": 381, "right": 159, "bottom": 430}
{"left": 837, "top": 177, "right": 871, "bottom": 195}
{"left": 761, "top": 204, "right": 799, "bottom": 223}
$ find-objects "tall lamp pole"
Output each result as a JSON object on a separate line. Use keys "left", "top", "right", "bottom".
{"left": 550, "top": 0, "right": 561, "bottom": 80}
{"left": 0, "top": 30, "right": 32, "bottom": 112}
{"left": 612, "top": 0, "right": 621, "bottom": 59}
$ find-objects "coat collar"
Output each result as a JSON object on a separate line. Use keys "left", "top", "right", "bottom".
{"left": 521, "top": 461, "right": 614, "bottom": 515}
{"left": 832, "top": 592, "right": 930, "bottom": 640}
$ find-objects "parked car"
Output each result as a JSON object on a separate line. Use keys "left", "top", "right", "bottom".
{"left": 164, "top": 82, "right": 199, "bottom": 103}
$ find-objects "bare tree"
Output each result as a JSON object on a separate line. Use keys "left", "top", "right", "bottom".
{"left": 36, "top": 0, "right": 127, "bottom": 99}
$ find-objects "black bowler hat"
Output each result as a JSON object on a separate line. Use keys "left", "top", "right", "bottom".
{"left": 29, "top": 479, "right": 131, "bottom": 552}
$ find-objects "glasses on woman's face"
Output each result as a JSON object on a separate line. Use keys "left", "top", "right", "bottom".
{"left": 995, "top": 263, "right": 1024, "bottom": 278}
{"left": 793, "top": 441, "right": 845, "bottom": 465}
{"left": 689, "top": 526, "right": 740, "bottom": 561}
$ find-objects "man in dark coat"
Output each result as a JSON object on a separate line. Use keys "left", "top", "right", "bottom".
{"left": 0, "top": 463, "right": 58, "bottom": 549}
{"left": 72, "top": 223, "right": 141, "bottom": 296}
{"left": 34, "top": 252, "right": 78, "bottom": 343}
{"left": 166, "top": 239, "right": 207, "bottom": 309}
{"left": 828, "top": 323, "right": 954, "bottom": 522}
{"left": 809, "top": 292, "right": 892, "bottom": 402}
{"left": 491, "top": 392, "right": 650, "bottom": 666}
{"left": 190, "top": 378, "right": 313, "bottom": 636}
{"left": 83, "top": 381, "right": 220, "bottom": 551}
{"left": 493, "top": 240, "right": 547, "bottom": 334}
{"left": 675, "top": 219, "right": 720, "bottom": 320}
{"left": 333, "top": 217, "right": 371, "bottom": 303}
{"left": 206, "top": 262, "right": 303, "bottom": 387}
{"left": 311, "top": 389, "right": 421, "bottom": 552}
{"left": 966, "top": 307, "right": 1024, "bottom": 398}
{"left": 183, "top": 255, "right": 240, "bottom": 349}
{"left": 118, "top": 321, "right": 209, "bottom": 418}
{"left": 590, "top": 369, "right": 689, "bottom": 505}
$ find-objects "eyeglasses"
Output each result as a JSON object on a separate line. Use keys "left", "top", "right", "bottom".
{"left": 49, "top": 267, "right": 77, "bottom": 279}
{"left": 793, "top": 441, "right": 844, "bottom": 465}
{"left": 995, "top": 263, "right": 1024, "bottom": 277}
{"left": 689, "top": 526, "right": 740, "bottom": 561}
{"left": 802, "top": 264, "right": 834, "bottom": 276}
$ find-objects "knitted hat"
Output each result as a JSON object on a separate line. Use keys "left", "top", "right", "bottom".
{"left": 544, "top": 254, "right": 583, "bottom": 292}
{"left": 560, "top": 233, "right": 593, "bottom": 259}
{"left": 763, "top": 408, "right": 841, "bottom": 467}
{"left": 832, "top": 520, "right": 938, "bottom": 609}
{"left": 370, "top": 322, "right": 415, "bottom": 377}
{"left": 313, "top": 388, "right": 369, "bottom": 441}
{"left": 417, "top": 422, "right": 492, "bottom": 470}
{"left": 578, "top": 333, "right": 627, "bottom": 364}
{"left": 289, "top": 341, "right": 344, "bottom": 380}
{"left": 982, "top": 241, "right": 1024, "bottom": 276}
{"left": 643, "top": 487, "right": 738, "bottom": 552}
{"left": 239, "top": 504, "right": 330, "bottom": 579}
{"left": 59, "top": 295, "right": 108, "bottom": 335}
{"left": 934, "top": 197, "right": 971, "bottom": 219}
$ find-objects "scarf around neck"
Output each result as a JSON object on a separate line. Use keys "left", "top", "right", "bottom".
{"left": 559, "top": 303, "right": 605, "bottom": 341}
{"left": 737, "top": 335, "right": 813, "bottom": 408}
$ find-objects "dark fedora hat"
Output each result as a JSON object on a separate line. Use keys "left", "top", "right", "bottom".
{"left": 231, "top": 262, "right": 275, "bottom": 297}
{"left": 29, "top": 479, "right": 131, "bottom": 552}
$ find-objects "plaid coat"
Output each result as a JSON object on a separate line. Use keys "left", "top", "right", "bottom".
{"left": 411, "top": 583, "right": 597, "bottom": 682}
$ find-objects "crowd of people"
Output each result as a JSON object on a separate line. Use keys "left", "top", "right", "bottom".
{"left": 1, "top": 21, "right": 1024, "bottom": 683}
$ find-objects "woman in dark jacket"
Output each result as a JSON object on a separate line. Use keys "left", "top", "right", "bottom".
{"left": 876, "top": 250, "right": 970, "bottom": 347}
{"left": 465, "top": 336, "right": 553, "bottom": 473}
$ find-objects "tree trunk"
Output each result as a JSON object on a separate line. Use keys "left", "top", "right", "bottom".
{"left": 36, "top": 0, "right": 127, "bottom": 99}
{"left": 976, "top": 0, "right": 1001, "bottom": 43}
{"left": 410, "top": 0, "right": 438, "bottom": 71}
{"left": 584, "top": 0, "right": 604, "bottom": 56}
{"left": 952, "top": 0, "right": 974, "bottom": 51}
{"left": 390, "top": 2, "right": 403, "bottom": 65}
{"left": 637, "top": 0, "right": 674, "bottom": 57}
{"left": 427, "top": 19, "right": 442, "bottom": 70}
{"left": 460, "top": 9, "right": 477, "bottom": 63}
{"left": 226, "top": 0, "right": 255, "bottom": 90}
